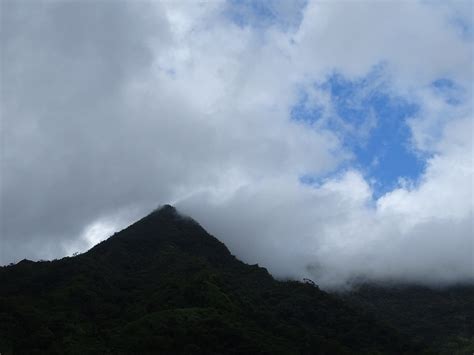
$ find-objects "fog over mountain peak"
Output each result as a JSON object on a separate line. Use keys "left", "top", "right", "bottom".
{"left": 1, "top": 0, "right": 472, "bottom": 289}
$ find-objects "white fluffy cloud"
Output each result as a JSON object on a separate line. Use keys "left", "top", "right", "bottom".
{"left": 1, "top": 0, "right": 472, "bottom": 288}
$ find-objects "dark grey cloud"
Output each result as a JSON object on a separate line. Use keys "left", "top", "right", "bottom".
{"left": 1, "top": 1, "right": 472, "bottom": 289}
{"left": 1, "top": 0, "right": 171, "bottom": 260}
{"left": 1, "top": 0, "right": 337, "bottom": 263}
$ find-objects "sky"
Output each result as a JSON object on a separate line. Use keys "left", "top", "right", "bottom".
{"left": 1, "top": 0, "right": 473, "bottom": 288}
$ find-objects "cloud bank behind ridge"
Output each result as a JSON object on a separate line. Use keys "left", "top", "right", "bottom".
{"left": 1, "top": 0, "right": 472, "bottom": 288}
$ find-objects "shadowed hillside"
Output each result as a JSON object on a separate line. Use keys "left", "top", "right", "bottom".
{"left": 339, "top": 283, "right": 474, "bottom": 354}
{"left": 0, "top": 205, "right": 421, "bottom": 354}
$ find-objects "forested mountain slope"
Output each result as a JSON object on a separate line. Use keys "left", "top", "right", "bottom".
{"left": 0, "top": 205, "right": 421, "bottom": 354}
{"left": 339, "top": 283, "right": 474, "bottom": 354}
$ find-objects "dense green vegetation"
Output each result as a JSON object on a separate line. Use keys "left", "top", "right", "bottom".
{"left": 0, "top": 205, "right": 471, "bottom": 354}
{"left": 339, "top": 283, "right": 474, "bottom": 354}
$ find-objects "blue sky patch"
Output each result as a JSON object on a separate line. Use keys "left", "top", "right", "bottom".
{"left": 224, "top": 0, "right": 306, "bottom": 30}
{"left": 290, "top": 90, "right": 324, "bottom": 124}
{"left": 293, "top": 69, "right": 426, "bottom": 198}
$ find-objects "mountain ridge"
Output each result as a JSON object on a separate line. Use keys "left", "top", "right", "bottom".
{"left": 0, "top": 205, "right": 468, "bottom": 354}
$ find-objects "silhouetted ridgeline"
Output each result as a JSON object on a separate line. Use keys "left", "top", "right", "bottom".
{"left": 0, "top": 205, "right": 472, "bottom": 354}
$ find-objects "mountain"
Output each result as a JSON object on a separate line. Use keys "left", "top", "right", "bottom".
{"left": 0, "top": 205, "right": 420, "bottom": 354}
{"left": 339, "top": 283, "right": 474, "bottom": 354}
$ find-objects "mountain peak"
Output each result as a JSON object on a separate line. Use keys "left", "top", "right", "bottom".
{"left": 0, "top": 207, "right": 434, "bottom": 354}
{"left": 147, "top": 204, "right": 178, "bottom": 219}
{"left": 157, "top": 204, "right": 176, "bottom": 214}
{"left": 88, "top": 204, "right": 235, "bottom": 268}
{"left": 132, "top": 203, "right": 183, "bottom": 229}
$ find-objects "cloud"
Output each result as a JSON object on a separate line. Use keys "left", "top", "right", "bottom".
{"left": 179, "top": 127, "right": 473, "bottom": 288}
{"left": 1, "top": 0, "right": 472, "bottom": 288}
{"left": 293, "top": 0, "right": 472, "bottom": 85}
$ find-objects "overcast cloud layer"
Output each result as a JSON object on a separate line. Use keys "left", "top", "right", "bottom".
{"left": 1, "top": 0, "right": 473, "bottom": 288}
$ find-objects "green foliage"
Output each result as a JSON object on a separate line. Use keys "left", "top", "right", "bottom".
{"left": 339, "top": 283, "right": 474, "bottom": 355}
{"left": 0, "top": 205, "right": 467, "bottom": 354}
